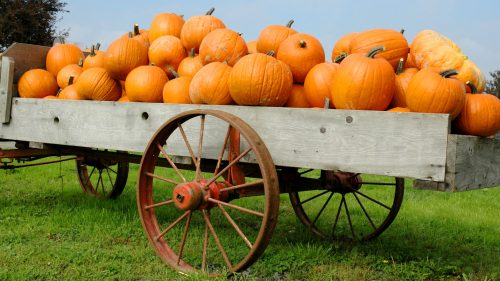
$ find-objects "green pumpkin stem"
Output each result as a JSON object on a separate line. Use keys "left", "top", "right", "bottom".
{"left": 367, "top": 46, "right": 385, "bottom": 58}
{"left": 189, "top": 48, "right": 196, "bottom": 58}
{"left": 95, "top": 43, "right": 101, "bottom": 50}
{"left": 286, "top": 19, "right": 294, "bottom": 28}
{"left": 400, "top": 28, "right": 405, "bottom": 34}
{"left": 206, "top": 7, "right": 215, "bottom": 15}
{"left": 334, "top": 53, "right": 348, "bottom": 63}
{"left": 134, "top": 24, "right": 140, "bottom": 36}
{"left": 266, "top": 50, "right": 275, "bottom": 57}
{"left": 299, "top": 40, "right": 307, "bottom": 48}
{"left": 68, "top": 75, "right": 74, "bottom": 86}
{"left": 466, "top": 81, "right": 478, "bottom": 94}
{"left": 440, "top": 69, "right": 459, "bottom": 78}
{"left": 90, "top": 45, "right": 96, "bottom": 56}
{"left": 167, "top": 65, "right": 180, "bottom": 78}
{"left": 396, "top": 58, "right": 404, "bottom": 74}
{"left": 78, "top": 57, "right": 83, "bottom": 67}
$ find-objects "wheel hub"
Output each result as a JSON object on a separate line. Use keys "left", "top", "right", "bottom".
{"left": 172, "top": 180, "right": 230, "bottom": 211}
{"left": 326, "top": 171, "right": 362, "bottom": 194}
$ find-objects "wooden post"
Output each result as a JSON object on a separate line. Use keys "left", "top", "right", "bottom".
{"left": 0, "top": 56, "right": 15, "bottom": 124}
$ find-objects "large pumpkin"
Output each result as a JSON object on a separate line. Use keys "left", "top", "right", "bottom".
{"left": 285, "top": 84, "right": 310, "bottom": 108}
{"left": 189, "top": 62, "right": 233, "bottom": 105}
{"left": 18, "top": 69, "right": 59, "bottom": 98}
{"left": 75, "top": 67, "right": 121, "bottom": 101}
{"left": 83, "top": 45, "right": 106, "bottom": 70}
{"left": 454, "top": 82, "right": 500, "bottom": 137}
{"left": 350, "top": 28, "right": 409, "bottom": 70}
{"left": 46, "top": 43, "right": 85, "bottom": 77}
{"left": 229, "top": 53, "right": 293, "bottom": 106}
{"left": 331, "top": 47, "right": 395, "bottom": 110}
{"left": 303, "top": 57, "right": 344, "bottom": 108}
{"left": 123, "top": 24, "right": 150, "bottom": 48}
{"left": 276, "top": 33, "right": 325, "bottom": 83}
{"left": 256, "top": 20, "right": 296, "bottom": 55}
{"left": 199, "top": 28, "right": 248, "bottom": 66}
{"left": 104, "top": 35, "right": 149, "bottom": 81}
{"left": 391, "top": 58, "right": 419, "bottom": 108}
{"left": 56, "top": 58, "right": 83, "bottom": 89}
{"left": 148, "top": 35, "right": 187, "bottom": 77}
{"left": 331, "top": 32, "right": 358, "bottom": 61}
{"left": 177, "top": 48, "right": 203, "bottom": 77}
{"left": 149, "top": 13, "right": 185, "bottom": 43}
{"left": 180, "top": 8, "right": 225, "bottom": 53}
{"left": 125, "top": 65, "right": 168, "bottom": 103}
{"left": 406, "top": 68, "right": 466, "bottom": 119}
{"left": 163, "top": 71, "right": 192, "bottom": 104}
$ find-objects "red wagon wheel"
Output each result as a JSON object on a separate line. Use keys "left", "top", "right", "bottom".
{"left": 137, "top": 109, "right": 279, "bottom": 276}
{"left": 76, "top": 156, "right": 129, "bottom": 199}
{"left": 289, "top": 170, "right": 404, "bottom": 241}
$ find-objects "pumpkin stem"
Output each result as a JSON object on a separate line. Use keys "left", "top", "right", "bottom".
{"left": 90, "top": 45, "right": 96, "bottom": 56}
{"left": 134, "top": 24, "right": 140, "bottom": 36}
{"left": 128, "top": 32, "right": 133, "bottom": 38}
{"left": 266, "top": 50, "right": 275, "bottom": 57}
{"left": 299, "top": 40, "right": 307, "bottom": 48}
{"left": 440, "top": 69, "right": 459, "bottom": 78}
{"left": 286, "top": 19, "right": 294, "bottom": 28}
{"left": 466, "top": 81, "right": 478, "bottom": 94}
{"left": 167, "top": 65, "right": 180, "bottom": 78}
{"left": 324, "top": 97, "right": 330, "bottom": 109}
{"left": 334, "top": 53, "right": 348, "bottom": 64}
{"left": 96, "top": 43, "right": 101, "bottom": 50}
{"left": 189, "top": 48, "right": 196, "bottom": 58}
{"left": 367, "top": 46, "right": 385, "bottom": 58}
{"left": 206, "top": 7, "right": 215, "bottom": 15}
{"left": 237, "top": 32, "right": 243, "bottom": 36}
{"left": 396, "top": 58, "right": 404, "bottom": 74}
{"left": 400, "top": 28, "right": 405, "bottom": 34}
{"left": 68, "top": 75, "right": 74, "bottom": 86}
{"left": 179, "top": 14, "right": 184, "bottom": 18}
{"left": 78, "top": 57, "right": 83, "bottom": 67}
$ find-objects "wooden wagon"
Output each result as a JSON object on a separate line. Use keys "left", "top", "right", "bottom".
{"left": 1, "top": 43, "right": 499, "bottom": 276}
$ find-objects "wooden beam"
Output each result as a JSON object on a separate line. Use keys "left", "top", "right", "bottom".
{"left": 0, "top": 57, "right": 15, "bottom": 123}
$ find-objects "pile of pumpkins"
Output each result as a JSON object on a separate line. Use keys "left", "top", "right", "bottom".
{"left": 17, "top": 8, "right": 500, "bottom": 137}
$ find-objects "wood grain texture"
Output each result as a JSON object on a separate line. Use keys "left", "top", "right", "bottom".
{"left": 2, "top": 43, "right": 51, "bottom": 83}
{"left": 0, "top": 57, "right": 15, "bottom": 123}
{"left": 0, "top": 99, "right": 451, "bottom": 181}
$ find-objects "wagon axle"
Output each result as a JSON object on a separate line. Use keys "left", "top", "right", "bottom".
{"left": 172, "top": 180, "right": 230, "bottom": 211}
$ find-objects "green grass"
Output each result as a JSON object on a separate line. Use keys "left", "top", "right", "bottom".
{"left": 0, "top": 161, "right": 499, "bottom": 281}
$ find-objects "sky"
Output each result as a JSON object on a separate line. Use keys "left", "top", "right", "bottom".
{"left": 58, "top": 0, "right": 500, "bottom": 78}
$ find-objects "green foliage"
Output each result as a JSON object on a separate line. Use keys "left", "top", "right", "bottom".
{"left": 0, "top": 0, "right": 68, "bottom": 51}
{"left": 485, "top": 70, "right": 500, "bottom": 97}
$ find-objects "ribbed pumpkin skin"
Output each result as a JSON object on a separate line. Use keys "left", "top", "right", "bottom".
{"left": 148, "top": 35, "right": 187, "bottom": 76}
{"left": 304, "top": 62, "right": 340, "bottom": 108}
{"left": 18, "top": 69, "right": 59, "bottom": 98}
{"left": 125, "top": 65, "right": 168, "bottom": 103}
{"left": 46, "top": 43, "right": 85, "bottom": 77}
{"left": 331, "top": 53, "right": 395, "bottom": 110}
{"left": 189, "top": 62, "right": 233, "bottom": 105}
{"left": 75, "top": 67, "right": 121, "bottom": 101}
{"left": 331, "top": 32, "right": 358, "bottom": 61}
{"left": 387, "top": 107, "right": 411, "bottom": 112}
{"left": 58, "top": 84, "right": 85, "bottom": 100}
{"left": 177, "top": 51, "right": 203, "bottom": 77}
{"left": 199, "top": 29, "right": 248, "bottom": 66}
{"left": 123, "top": 29, "right": 150, "bottom": 48}
{"left": 83, "top": 50, "right": 105, "bottom": 70}
{"left": 277, "top": 33, "right": 325, "bottom": 83}
{"left": 229, "top": 53, "right": 293, "bottom": 106}
{"left": 392, "top": 67, "right": 419, "bottom": 108}
{"left": 256, "top": 23, "right": 296, "bottom": 55}
{"left": 57, "top": 64, "right": 82, "bottom": 88}
{"left": 406, "top": 69, "right": 466, "bottom": 119}
{"left": 180, "top": 14, "right": 225, "bottom": 53}
{"left": 247, "top": 40, "right": 258, "bottom": 54}
{"left": 163, "top": 76, "right": 192, "bottom": 104}
{"left": 455, "top": 91, "right": 500, "bottom": 137}
{"left": 104, "top": 37, "right": 149, "bottom": 81}
{"left": 350, "top": 29, "right": 409, "bottom": 70}
{"left": 285, "top": 84, "right": 310, "bottom": 108}
{"left": 149, "top": 13, "right": 185, "bottom": 43}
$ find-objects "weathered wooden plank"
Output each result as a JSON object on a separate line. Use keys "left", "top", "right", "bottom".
{"left": 0, "top": 57, "right": 15, "bottom": 123}
{"left": 0, "top": 99, "right": 451, "bottom": 181}
{"left": 2, "top": 43, "right": 51, "bottom": 83}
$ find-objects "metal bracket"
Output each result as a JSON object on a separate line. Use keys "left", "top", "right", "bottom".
{"left": 0, "top": 56, "right": 15, "bottom": 124}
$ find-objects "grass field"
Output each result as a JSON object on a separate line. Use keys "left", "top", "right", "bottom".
{"left": 0, "top": 160, "right": 498, "bottom": 281}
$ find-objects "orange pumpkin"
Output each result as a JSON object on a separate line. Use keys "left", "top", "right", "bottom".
{"left": 58, "top": 76, "right": 85, "bottom": 100}
{"left": 43, "top": 95, "right": 58, "bottom": 99}
{"left": 177, "top": 48, "right": 204, "bottom": 77}
{"left": 247, "top": 40, "right": 258, "bottom": 54}
{"left": 277, "top": 33, "right": 325, "bottom": 83}
{"left": 456, "top": 60, "right": 486, "bottom": 94}
{"left": 256, "top": 20, "right": 296, "bottom": 55}
{"left": 149, "top": 13, "right": 185, "bottom": 43}
{"left": 121, "top": 24, "right": 149, "bottom": 48}
{"left": 350, "top": 29, "right": 409, "bottom": 70}
{"left": 406, "top": 68, "right": 466, "bottom": 119}
{"left": 163, "top": 70, "right": 192, "bottom": 104}
{"left": 331, "top": 32, "right": 358, "bottom": 61}
{"left": 74, "top": 67, "right": 121, "bottom": 101}
{"left": 303, "top": 59, "right": 342, "bottom": 108}
{"left": 104, "top": 35, "right": 149, "bottom": 81}
{"left": 148, "top": 35, "right": 187, "bottom": 77}
{"left": 83, "top": 45, "right": 106, "bottom": 70}
{"left": 18, "top": 69, "right": 59, "bottom": 98}
{"left": 405, "top": 52, "right": 418, "bottom": 69}
{"left": 46, "top": 43, "right": 85, "bottom": 76}
{"left": 56, "top": 58, "right": 83, "bottom": 88}
{"left": 125, "top": 65, "right": 168, "bottom": 103}
{"left": 118, "top": 96, "right": 130, "bottom": 102}
{"left": 391, "top": 58, "right": 419, "bottom": 108}
{"left": 387, "top": 107, "right": 411, "bottom": 112}
{"left": 189, "top": 62, "right": 233, "bottom": 105}
{"left": 180, "top": 8, "right": 226, "bottom": 53}
{"left": 286, "top": 84, "right": 311, "bottom": 108}
{"left": 199, "top": 28, "right": 248, "bottom": 66}
{"left": 229, "top": 53, "right": 293, "bottom": 106}
{"left": 331, "top": 46, "right": 395, "bottom": 110}
{"left": 454, "top": 82, "right": 500, "bottom": 137}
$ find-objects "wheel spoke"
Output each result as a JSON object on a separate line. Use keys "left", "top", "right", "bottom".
{"left": 208, "top": 198, "right": 264, "bottom": 217}
{"left": 157, "top": 142, "right": 186, "bottom": 183}
{"left": 300, "top": 190, "right": 329, "bottom": 205}
{"left": 219, "top": 179, "right": 264, "bottom": 193}
{"left": 176, "top": 211, "right": 192, "bottom": 265}
{"left": 83, "top": 166, "right": 96, "bottom": 189}
{"left": 100, "top": 170, "right": 107, "bottom": 195}
{"left": 299, "top": 169, "right": 314, "bottom": 175}
{"left": 196, "top": 115, "right": 205, "bottom": 180}
{"left": 95, "top": 170, "right": 103, "bottom": 195}
{"left": 311, "top": 192, "right": 334, "bottom": 227}
{"left": 217, "top": 204, "right": 253, "bottom": 249}
{"left": 353, "top": 193, "right": 377, "bottom": 230}
{"left": 351, "top": 189, "right": 392, "bottom": 210}
{"left": 203, "top": 147, "right": 252, "bottom": 189}
{"left": 202, "top": 221, "right": 209, "bottom": 272}
{"left": 343, "top": 195, "right": 356, "bottom": 239}
{"left": 155, "top": 211, "right": 190, "bottom": 241}
{"left": 107, "top": 167, "right": 117, "bottom": 174}
{"left": 202, "top": 210, "right": 233, "bottom": 270}
{"left": 332, "top": 195, "right": 344, "bottom": 237}
{"left": 105, "top": 167, "right": 115, "bottom": 188}
{"left": 214, "top": 125, "right": 232, "bottom": 176}
{"left": 144, "top": 199, "right": 174, "bottom": 210}
{"left": 146, "top": 172, "right": 180, "bottom": 186}
{"left": 177, "top": 122, "right": 200, "bottom": 175}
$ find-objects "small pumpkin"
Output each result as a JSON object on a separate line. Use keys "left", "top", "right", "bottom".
{"left": 148, "top": 35, "right": 187, "bottom": 77}
{"left": 331, "top": 32, "right": 358, "bottom": 61}
{"left": 177, "top": 48, "right": 204, "bottom": 77}
{"left": 46, "top": 43, "right": 85, "bottom": 76}
{"left": 18, "top": 69, "right": 59, "bottom": 98}
{"left": 391, "top": 58, "right": 419, "bottom": 108}
{"left": 125, "top": 65, "right": 169, "bottom": 103}
{"left": 57, "top": 58, "right": 83, "bottom": 89}
{"left": 83, "top": 45, "right": 106, "bottom": 70}
{"left": 454, "top": 82, "right": 500, "bottom": 137}
{"left": 118, "top": 96, "right": 130, "bottom": 102}
{"left": 199, "top": 28, "right": 248, "bottom": 66}
{"left": 163, "top": 69, "right": 192, "bottom": 104}
{"left": 247, "top": 40, "right": 258, "bottom": 54}
{"left": 256, "top": 19, "right": 296, "bottom": 55}
{"left": 43, "top": 95, "right": 58, "bottom": 99}
{"left": 229, "top": 52, "right": 293, "bottom": 106}
{"left": 180, "top": 8, "right": 226, "bottom": 53}
{"left": 285, "top": 84, "right": 311, "bottom": 108}
{"left": 104, "top": 34, "right": 149, "bottom": 80}
{"left": 277, "top": 33, "right": 325, "bottom": 83}
{"left": 75, "top": 67, "right": 122, "bottom": 101}
{"left": 387, "top": 107, "right": 411, "bottom": 112}
{"left": 406, "top": 68, "right": 466, "bottom": 119}
{"left": 58, "top": 76, "right": 85, "bottom": 100}
{"left": 189, "top": 62, "right": 233, "bottom": 105}
{"left": 149, "top": 13, "right": 185, "bottom": 43}
{"left": 303, "top": 54, "right": 345, "bottom": 108}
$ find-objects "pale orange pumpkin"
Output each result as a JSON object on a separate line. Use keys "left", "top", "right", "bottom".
{"left": 177, "top": 48, "right": 204, "bottom": 77}
{"left": 331, "top": 32, "right": 358, "bottom": 61}
{"left": 56, "top": 58, "right": 83, "bottom": 89}
{"left": 46, "top": 43, "right": 85, "bottom": 77}
{"left": 303, "top": 58, "right": 343, "bottom": 108}
{"left": 256, "top": 20, "right": 297, "bottom": 55}
{"left": 83, "top": 45, "right": 106, "bottom": 70}
{"left": 180, "top": 8, "right": 226, "bottom": 53}
{"left": 391, "top": 58, "right": 419, "bottom": 108}
{"left": 285, "top": 84, "right": 311, "bottom": 108}
{"left": 189, "top": 62, "right": 233, "bottom": 105}
{"left": 199, "top": 28, "right": 248, "bottom": 66}
{"left": 74, "top": 67, "right": 121, "bottom": 101}
{"left": 125, "top": 65, "right": 168, "bottom": 103}
{"left": 148, "top": 35, "right": 187, "bottom": 77}
{"left": 247, "top": 40, "right": 258, "bottom": 54}
{"left": 18, "top": 69, "right": 59, "bottom": 98}
{"left": 163, "top": 70, "right": 192, "bottom": 104}
{"left": 104, "top": 35, "right": 149, "bottom": 80}
{"left": 149, "top": 13, "right": 185, "bottom": 43}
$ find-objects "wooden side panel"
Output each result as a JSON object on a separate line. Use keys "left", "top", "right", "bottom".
{"left": 2, "top": 43, "right": 51, "bottom": 83}
{"left": 0, "top": 57, "right": 15, "bottom": 123}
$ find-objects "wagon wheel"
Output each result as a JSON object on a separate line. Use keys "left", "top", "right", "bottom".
{"left": 137, "top": 109, "right": 279, "bottom": 276}
{"left": 76, "top": 156, "right": 129, "bottom": 199}
{"left": 289, "top": 170, "right": 404, "bottom": 241}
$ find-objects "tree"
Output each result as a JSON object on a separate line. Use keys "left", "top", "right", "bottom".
{"left": 0, "top": 0, "right": 68, "bottom": 51}
{"left": 485, "top": 70, "right": 500, "bottom": 98}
